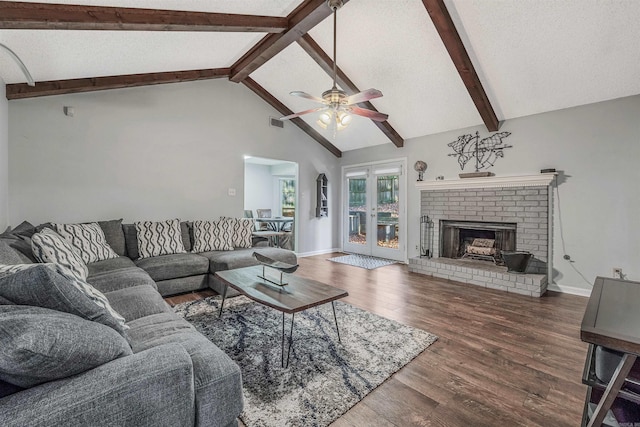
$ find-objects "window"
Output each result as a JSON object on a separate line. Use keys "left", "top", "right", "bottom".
{"left": 280, "top": 179, "right": 295, "bottom": 217}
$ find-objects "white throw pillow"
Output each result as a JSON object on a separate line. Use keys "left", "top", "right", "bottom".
{"left": 53, "top": 222, "right": 119, "bottom": 264}
{"left": 31, "top": 228, "right": 89, "bottom": 280}
{"left": 134, "top": 219, "right": 187, "bottom": 259}
{"left": 192, "top": 220, "right": 235, "bottom": 252}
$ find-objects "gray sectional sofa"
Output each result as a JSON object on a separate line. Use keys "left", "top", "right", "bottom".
{"left": 0, "top": 219, "right": 297, "bottom": 426}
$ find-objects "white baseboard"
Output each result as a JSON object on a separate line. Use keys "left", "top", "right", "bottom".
{"left": 547, "top": 283, "right": 592, "bottom": 297}
{"left": 296, "top": 248, "right": 342, "bottom": 258}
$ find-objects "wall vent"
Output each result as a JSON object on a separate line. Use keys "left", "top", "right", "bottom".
{"left": 269, "top": 117, "right": 284, "bottom": 128}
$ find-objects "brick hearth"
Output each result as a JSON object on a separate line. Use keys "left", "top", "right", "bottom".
{"left": 409, "top": 175, "right": 555, "bottom": 297}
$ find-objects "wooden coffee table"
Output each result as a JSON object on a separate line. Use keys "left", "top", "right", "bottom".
{"left": 215, "top": 266, "right": 348, "bottom": 367}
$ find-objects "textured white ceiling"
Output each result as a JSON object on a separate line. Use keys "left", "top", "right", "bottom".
{"left": 0, "top": 31, "right": 264, "bottom": 81}
{"left": 1, "top": 0, "right": 639, "bottom": 152}
{"left": 448, "top": 0, "right": 640, "bottom": 120}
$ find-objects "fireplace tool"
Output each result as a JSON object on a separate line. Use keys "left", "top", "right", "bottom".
{"left": 420, "top": 215, "right": 434, "bottom": 258}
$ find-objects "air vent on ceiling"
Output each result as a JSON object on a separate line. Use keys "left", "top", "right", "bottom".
{"left": 269, "top": 117, "right": 284, "bottom": 129}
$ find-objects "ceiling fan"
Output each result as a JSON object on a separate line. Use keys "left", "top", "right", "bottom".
{"left": 279, "top": 0, "right": 388, "bottom": 133}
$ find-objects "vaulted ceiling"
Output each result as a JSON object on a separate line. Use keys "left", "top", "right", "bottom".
{"left": 1, "top": 0, "right": 639, "bottom": 157}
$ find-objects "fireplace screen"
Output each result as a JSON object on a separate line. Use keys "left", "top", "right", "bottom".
{"left": 440, "top": 220, "right": 516, "bottom": 263}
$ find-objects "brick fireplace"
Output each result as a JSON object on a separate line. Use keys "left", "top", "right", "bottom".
{"left": 409, "top": 174, "right": 556, "bottom": 297}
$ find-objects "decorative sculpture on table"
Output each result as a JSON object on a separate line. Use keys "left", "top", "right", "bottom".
{"left": 253, "top": 252, "right": 299, "bottom": 286}
{"left": 414, "top": 160, "right": 427, "bottom": 181}
{"left": 447, "top": 131, "right": 512, "bottom": 177}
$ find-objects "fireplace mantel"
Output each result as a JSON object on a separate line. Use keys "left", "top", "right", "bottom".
{"left": 415, "top": 173, "right": 556, "bottom": 191}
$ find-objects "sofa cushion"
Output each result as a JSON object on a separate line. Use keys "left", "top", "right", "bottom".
{"left": 53, "top": 222, "right": 119, "bottom": 264}
{"left": 192, "top": 220, "right": 234, "bottom": 252}
{"left": 88, "top": 266, "right": 157, "bottom": 293}
{"left": 0, "top": 239, "right": 25, "bottom": 265}
{"left": 86, "top": 256, "right": 136, "bottom": 276}
{"left": 225, "top": 218, "right": 254, "bottom": 249}
{"left": 156, "top": 275, "right": 208, "bottom": 297}
{"left": 0, "top": 223, "right": 37, "bottom": 263}
{"left": 202, "top": 247, "right": 298, "bottom": 273}
{"left": 122, "top": 223, "right": 140, "bottom": 260}
{"left": 31, "top": 228, "right": 88, "bottom": 280}
{"left": 135, "top": 253, "right": 209, "bottom": 282}
{"left": 98, "top": 219, "right": 127, "bottom": 257}
{"left": 124, "top": 222, "right": 191, "bottom": 260}
{"left": 180, "top": 221, "right": 192, "bottom": 252}
{"left": 105, "top": 285, "right": 172, "bottom": 322}
{"left": 0, "top": 305, "right": 132, "bottom": 388}
{"left": 0, "top": 264, "right": 128, "bottom": 337}
{"left": 126, "top": 312, "right": 195, "bottom": 351}
{"left": 0, "top": 379, "right": 23, "bottom": 398}
{"left": 127, "top": 313, "right": 244, "bottom": 426}
{"left": 135, "top": 219, "right": 187, "bottom": 259}
{"left": 0, "top": 235, "right": 36, "bottom": 263}
{"left": 10, "top": 221, "right": 37, "bottom": 238}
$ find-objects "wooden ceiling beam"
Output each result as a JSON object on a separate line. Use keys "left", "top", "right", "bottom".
{"left": 6, "top": 68, "right": 230, "bottom": 100}
{"left": 230, "top": 0, "right": 349, "bottom": 83}
{"left": 0, "top": 1, "right": 287, "bottom": 32}
{"left": 422, "top": 0, "right": 499, "bottom": 131}
{"left": 297, "top": 34, "right": 404, "bottom": 148}
{"left": 242, "top": 77, "right": 342, "bottom": 158}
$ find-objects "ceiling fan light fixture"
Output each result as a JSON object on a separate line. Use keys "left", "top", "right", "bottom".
{"left": 338, "top": 111, "right": 352, "bottom": 126}
{"left": 319, "top": 111, "right": 332, "bottom": 125}
{"left": 280, "top": 0, "right": 388, "bottom": 133}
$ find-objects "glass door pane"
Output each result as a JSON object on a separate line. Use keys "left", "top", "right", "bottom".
{"left": 371, "top": 163, "right": 405, "bottom": 261}
{"left": 376, "top": 174, "right": 399, "bottom": 249}
{"left": 348, "top": 176, "right": 368, "bottom": 246}
{"left": 343, "top": 168, "right": 371, "bottom": 255}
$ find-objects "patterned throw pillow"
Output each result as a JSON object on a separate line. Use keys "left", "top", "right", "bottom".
{"left": 31, "top": 228, "right": 88, "bottom": 280}
{"left": 192, "top": 220, "right": 234, "bottom": 252}
{"left": 0, "top": 263, "right": 128, "bottom": 335}
{"left": 134, "top": 219, "right": 187, "bottom": 259}
{"left": 223, "top": 217, "right": 254, "bottom": 249}
{"left": 53, "top": 222, "right": 119, "bottom": 264}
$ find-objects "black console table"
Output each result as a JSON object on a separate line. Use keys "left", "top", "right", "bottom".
{"left": 580, "top": 276, "right": 640, "bottom": 426}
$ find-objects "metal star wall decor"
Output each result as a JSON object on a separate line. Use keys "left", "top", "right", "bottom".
{"left": 447, "top": 131, "right": 512, "bottom": 172}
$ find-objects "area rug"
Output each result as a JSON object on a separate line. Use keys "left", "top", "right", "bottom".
{"left": 327, "top": 253, "right": 397, "bottom": 269}
{"left": 174, "top": 296, "right": 437, "bottom": 427}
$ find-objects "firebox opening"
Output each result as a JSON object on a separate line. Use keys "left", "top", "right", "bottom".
{"left": 440, "top": 220, "right": 517, "bottom": 264}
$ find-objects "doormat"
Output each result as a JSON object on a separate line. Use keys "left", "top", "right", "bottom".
{"left": 327, "top": 253, "right": 397, "bottom": 270}
{"left": 174, "top": 296, "right": 437, "bottom": 427}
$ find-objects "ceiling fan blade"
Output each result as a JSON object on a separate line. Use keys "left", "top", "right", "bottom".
{"left": 290, "top": 91, "right": 326, "bottom": 104}
{"left": 345, "top": 88, "right": 383, "bottom": 105}
{"left": 349, "top": 106, "right": 389, "bottom": 122}
{"left": 280, "top": 106, "right": 328, "bottom": 121}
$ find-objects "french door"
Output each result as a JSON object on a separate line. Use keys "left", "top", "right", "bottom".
{"left": 342, "top": 161, "right": 406, "bottom": 262}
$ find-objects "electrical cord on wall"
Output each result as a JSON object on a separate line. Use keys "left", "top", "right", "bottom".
{"left": 554, "top": 178, "right": 593, "bottom": 287}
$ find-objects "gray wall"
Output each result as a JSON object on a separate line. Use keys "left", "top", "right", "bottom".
{"left": 341, "top": 95, "right": 640, "bottom": 293}
{"left": 243, "top": 163, "right": 275, "bottom": 215}
{"left": 0, "top": 77, "right": 8, "bottom": 231}
{"left": 7, "top": 79, "right": 340, "bottom": 255}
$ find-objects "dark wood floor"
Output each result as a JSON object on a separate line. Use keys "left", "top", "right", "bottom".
{"left": 166, "top": 253, "right": 590, "bottom": 427}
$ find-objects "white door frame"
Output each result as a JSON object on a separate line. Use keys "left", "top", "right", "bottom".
{"left": 341, "top": 158, "right": 407, "bottom": 262}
